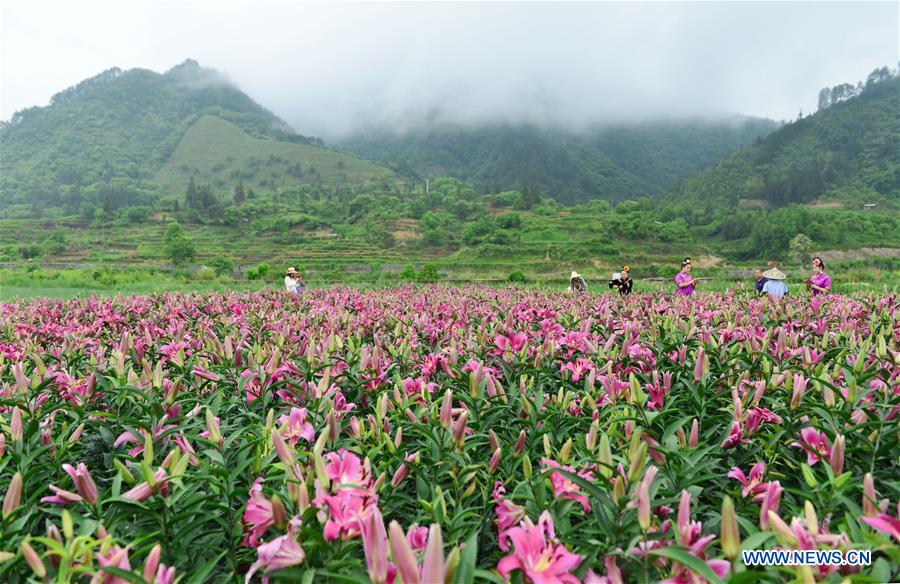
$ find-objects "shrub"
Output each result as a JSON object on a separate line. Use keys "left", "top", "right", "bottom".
{"left": 417, "top": 264, "right": 439, "bottom": 283}
{"left": 193, "top": 267, "right": 217, "bottom": 281}
{"left": 508, "top": 270, "right": 526, "bottom": 283}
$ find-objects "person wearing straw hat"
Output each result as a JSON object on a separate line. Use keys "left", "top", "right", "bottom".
{"left": 761, "top": 267, "right": 788, "bottom": 300}
{"left": 674, "top": 257, "right": 697, "bottom": 296}
{"left": 608, "top": 265, "right": 633, "bottom": 296}
{"left": 569, "top": 271, "right": 588, "bottom": 294}
{"left": 284, "top": 267, "right": 304, "bottom": 294}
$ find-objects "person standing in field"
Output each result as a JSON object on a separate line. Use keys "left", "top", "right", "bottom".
{"left": 806, "top": 257, "right": 831, "bottom": 295}
{"left": 675, "top": 258, "right": 697, "bottom": 296}
{"left": 761, "top": 267, "right": 788, "bottom": 300}
{"left": 754, "top": 268, "right": 769, "bottom": 295}
{"left": 608, "top": 265, "right": 633, "bottom": 295}
{"left": 570, "top": 271, "right": 588, "bottom": 294}
{"left": 284, "top": 267, "right": 304, "bottom": 294}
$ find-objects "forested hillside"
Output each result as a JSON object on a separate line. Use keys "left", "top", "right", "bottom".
{"left": 0, "top": 60, "right": 392, "bottom": 219}
{"left": 338, "top": 117, "right": 778, "bottom": 203}
{"left": 672, "top": 67, "right": 899, "bottom": 210}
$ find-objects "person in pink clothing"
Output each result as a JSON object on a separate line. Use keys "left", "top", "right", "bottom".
{"left": 806, "top": 257, "right": 831, "bottom": 295}
{"left": 674, "top": 257, "right": 697, "bottom": 296}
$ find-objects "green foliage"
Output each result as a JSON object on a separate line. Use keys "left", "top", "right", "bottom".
{"left": 675, "top": 69, "right": 899, "bottom": 209}
{"left": 164, "top": 221, "right": 195, "bottom": 265}
{"left": 208, "top": 257, "right": 234, "bottom": 277}
{"left": 789, "top": 233, "right": 813, "bottom": 264}
{"left": 399, "top": 264, "right": 417, "bottom": 282}
{"left": 507, "top": 270, "right": 526, "bottom": 283}
{"left": 339, "top": 118, "right": 777, "bottom": 204}
{"left": 417, "top": 264, "right": 439, "bottom": 283}
{"left": 0, "top": 60, "right": 386, "bottom": 219}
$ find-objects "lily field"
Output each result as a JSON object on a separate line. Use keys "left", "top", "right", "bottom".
{"left": 0, "top": 286, "right": 898, "bottom": 583}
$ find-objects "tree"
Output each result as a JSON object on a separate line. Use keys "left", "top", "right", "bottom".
{"left": 789, "top": 233, "right": 813, "bottom": 264}
{"left": 233, "top": 180, "right": 246, "bottom": 207}
{"left": 164, "top": 222, "right": 195, "bottom": 265}
{"left": 185, "top": 177, "right": 197, "bottom": 209}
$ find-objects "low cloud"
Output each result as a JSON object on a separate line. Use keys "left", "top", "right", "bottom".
{"left": 2, "top": 1, "right": 897, "bottom": 139}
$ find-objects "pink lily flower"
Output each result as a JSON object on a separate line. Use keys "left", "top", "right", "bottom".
{"left": 278, "top": 407, "right": 316, "bottom": 445}
{"left": 542, "top": 459, "right": 593, "bottom": 512}
{"left": 497, "top": 510, "right": 582, "bottom": 584}
{"left": 743, "top": 407, "right": 782, "bottom": 435}
{"left": 243, "top": 478, "right": 275, "bottom": 548}
{"left": 720, "top": 421, "right": 748, "bottom": 450}
{"left": 584, "top": 557, "right": 624, "bottom": 584}
{"left": 93, "top": 545, "right": 132, "bottom": 584}
{"left": 323, "top": 449, "right": 372, "bottom": 489}
{"left": 727, "top": 462, "right": 767, "bottom": 499}
{"left": 860, "top": 501, "right": 900, "bottom": 542}
{"left": 244, "top": 521, "right": 306, "bottom": 584}
{"left": 790, "top": 428, "right": 831, "bottom": 466}
{"left": 315, "top": 488, "right": 374, "bottom": 541}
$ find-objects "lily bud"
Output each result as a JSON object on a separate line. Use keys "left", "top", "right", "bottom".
{"left": 559, "top": 438, "right": 573, "bottom": 464}
{"left": 862, "top": 473, "right": 877, "bottom": 517}
{"left": 721, "top": 495, "right": 740, "bottom": 559}
{"left": 440, "top": 390, "right": 453, "bottom": 429}
{"left": 10, "top": 407, "right": 23, "bottom": 442}
{"left": 143, "top": 544, "right": 162, "bottom": 583}
{"left": 830, "top": 435, "right": 845, "bottom": 476}
{"left": 514, "top": 430, "right": 527, "bottom": 455}
{"left": 804, "top": 500, "right": 819, "bottom": 537}
{"left": 272, "top": 430, "right": 295, "bottom": 468}
{"left": 489, "top": 448, "right": 502, "bottom": 473}
{"left": 68, "top": 423, "right": 85, "bottom": 444}
{"left": 689, "top": 419, "right": 699, "bottom": 448}
{"left": 327, "top": 409, "right": 339, "bottom": 441}
{"left": 489, "top": 429, "right": 500, "bottom": 452}
{"left": 637, "top": 478, "right": 651, "bottom": 530}
{"left": 205, "top": 408, "right": 222, "bottom": 445}
{"left": 612, "top": 477, "right": 625, "bottom": 503}
{"left": 271, "top": 494, "right": 287, "bottom": 529}
{"left": 451, "top": 410, "right": 469, "bottom": 445}
{"left": 693, "top": 347, "right": 707, "bottom": 382}
{"left": 675, "top": 427, "right": 686, "bottom": 449}
{"left": 586, "top": 420, "right": 599, "bottom": 452}
{"left": 598, "top": 433, "right": 613, "bottom": 479}
{"left": 21, "top": 541, "right": 46, "bottom": 578}
{"left": 313, "top": 452, "right": 330, "bottom": 489}
{"left": 3, "top": 471, "right": 22, "bottom": 518}
{"left": 522, "top": 454, "right": 533, "bottom": 480}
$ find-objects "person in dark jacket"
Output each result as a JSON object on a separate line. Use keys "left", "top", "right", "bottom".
{"left": 608, "top": 265, "right": 633, "bottom": 296}
{"left": 754, "top": 269, "right": 768, "bottom": 295}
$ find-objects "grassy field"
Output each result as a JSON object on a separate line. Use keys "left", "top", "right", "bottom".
{"left": 153, "top": 115, "right": 393, "bottom": 196}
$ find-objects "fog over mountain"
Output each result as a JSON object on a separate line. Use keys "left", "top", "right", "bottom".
{"left": 2, "top": 1, "right": 897, "bottom": 140}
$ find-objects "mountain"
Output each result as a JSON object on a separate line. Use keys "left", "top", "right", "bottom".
{"left": 337, "top": 117, "right": 778, "bottom": 204}
{"left": 671, "top": 67, "right": 899, "bottom": 210}
{"left": 0, "top": 60, "right": 392, "bottom": 218}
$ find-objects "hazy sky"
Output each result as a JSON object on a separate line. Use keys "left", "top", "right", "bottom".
{"left": 2, "top": 1, "right": 897, "bottom": 139}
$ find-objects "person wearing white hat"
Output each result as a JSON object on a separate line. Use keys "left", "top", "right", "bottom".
{"left": 570, "top": 271, "right": 588, "bottom": 294}
{"left": 761, "top": 267, "right": 788, "bottom": 300}
{"left": 284, "top": 267, "right": 304, "bottom": 294}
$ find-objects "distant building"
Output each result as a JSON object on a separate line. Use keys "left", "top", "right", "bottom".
{"left": 864, "top": 203, "right": 877, "bottom": 210}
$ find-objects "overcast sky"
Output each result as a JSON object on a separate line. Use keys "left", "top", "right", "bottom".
{"left": 2, "top": 1, "right": 897, "bottom": 139}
